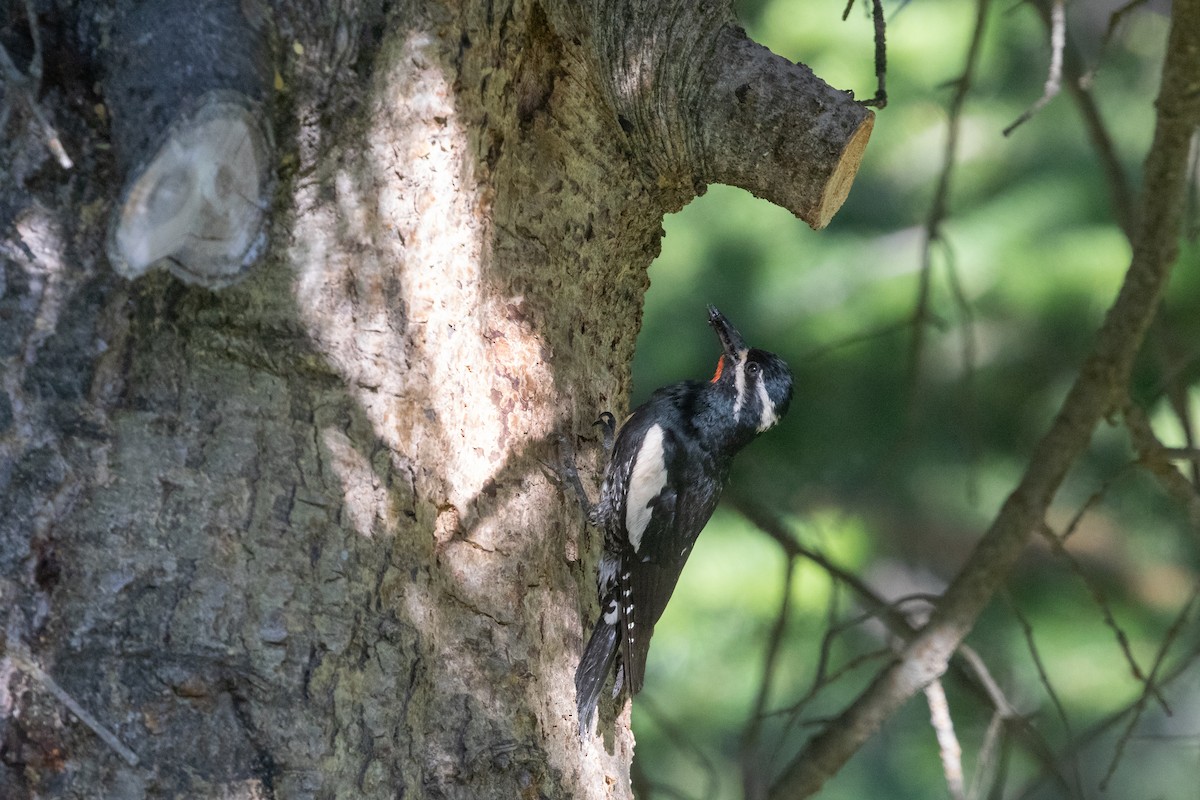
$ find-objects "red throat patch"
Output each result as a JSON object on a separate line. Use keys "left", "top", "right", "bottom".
{"left": 710, "top": 355, "right": 725, "bottom": 383}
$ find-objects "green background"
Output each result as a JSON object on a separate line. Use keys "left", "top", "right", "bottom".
{"left": 624, "top": 1, "right": 1200, "bottom": 797}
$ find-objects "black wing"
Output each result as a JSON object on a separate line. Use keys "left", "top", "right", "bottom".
{"left": 612, "top": 421, "right": 721, "bottom": 695}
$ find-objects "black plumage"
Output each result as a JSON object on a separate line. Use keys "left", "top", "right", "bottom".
{"left": 568, "top": 306, "right": 794, "bottom": 735}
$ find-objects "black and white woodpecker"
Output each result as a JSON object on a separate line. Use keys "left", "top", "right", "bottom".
{"left": 562, "top": 306, "right": 794, "bottom": 735}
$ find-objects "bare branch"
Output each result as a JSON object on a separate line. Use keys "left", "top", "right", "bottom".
{"left": 767, "top": 1, "right": 1200, "bottom": 792}
{"left": 1124, "top": 400, "right": 1200, "bottom": 534}
{"left": 742, "top": 556, "right": 796, "bottom": 800}
{"left": 1008, "top": 597, "right": 1084, "bottom": 798}
{"left": 1099, "top": 579, "right": 1200, "bottom": 790}
{"left": 584, "top": 1, "right": 875, "bottom": 228}
{"left": 909, "top": 0, "right": 991, "bottom": 411}
{"left": 925, "top": 679, "right": 966, "bottom": 800}
{"left": 968, "top": 712, "right": 1007, "bottom": 800}
{"left": 1038, "top": 522, "right": 1168, "bottom": 711}
{"left": 842, "top": 0, "right": 888, "bottom": 108}
{"left": 636, "top": 695, "right": 721, "bottom": 800}
{"left": 1003, "top": 0, "right": 1065, "bottom": 136}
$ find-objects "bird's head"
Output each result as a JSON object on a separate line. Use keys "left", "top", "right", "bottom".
{"left": 707, "top": 306, "right": 793, "bottom": 435}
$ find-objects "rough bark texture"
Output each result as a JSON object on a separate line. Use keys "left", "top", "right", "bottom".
{"left": 0, "top": 1, "right": 869, "bottom": 798}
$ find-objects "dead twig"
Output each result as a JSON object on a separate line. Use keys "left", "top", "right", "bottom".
{"left": 925, "top": 679, "right": 966, "bottom": 800}
{"left": 1038, "top": 522, "right": 1168, "bottom": 712}
{"left": 1099, "top": 579, "right": 1200, "bottom": 790}
{"left": 1004, "top": 0, "right": 1065, "bottom": 136}
{"left": 909, "top": 0, "right": 990, "bottom": 421}
{"left": 742, "top": 555, "right": 797, "bottom": 799}
{"left": 1008, "top": 596, "right": 1084, "bottom": 798}
{"left": 0, "top": 42, "right": 72, "bottom": 169}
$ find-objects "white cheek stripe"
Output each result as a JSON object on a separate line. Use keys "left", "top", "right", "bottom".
{"left": 625, "top": 423, "right": 666, "bottom": 553}
{"left": 732, "top": 349, "right": 749, "bottom": 421}
{"left": 756, "top": 378, "right": 779, "bottom": 432}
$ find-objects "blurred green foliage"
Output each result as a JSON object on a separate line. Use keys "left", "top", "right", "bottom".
{"left": 625, "top": 1, "right": 1200, "bottom": 797}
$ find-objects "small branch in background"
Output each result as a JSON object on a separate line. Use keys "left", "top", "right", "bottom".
{"left": 1124, "top": 400, "right": 1200, "bottom": 535}
{"left": 1059, "top": 466, "right": 1132, "bottom": 544}
{"left": 1090, "top": 0, "right": 1152, "bottom": 80}
{"left": 1036, "top": 0, "right": 1137, "bottom": 236}
{"left": 1148, "top": 315, "right": 1200, "bottom": 488}
{"left": 1099, "top": 579, "right": 1200, "bottom": 790}
{"left": 970, "top": 712, "right": 1010, "bottom": 800}
{"left": 637, "top": 695, "right": 721, "bottom": 800}
{"left": 1004, "top": 0, "right": 1065, "bottom": 136}
{"left": 0, "top": 42, "right": 73, "bottom": 169}
{"left": 1015, "top": 633, "right": 1200, "bottom": 799}
{"left": 842, "top": 0, "right": 888, "bottom": 108}
{"left": 741, "top": 556, "right": 796, "bottom": 800}
{"left": 1008, "top": 597, "right": 1084, "bottom": 798}
{"left": 941, "top": 240, "right": 982, "bottom": 502}
{"left": 1037, "top": 522, "right": 1167, "bottom": 711}
{"left": 925, "top": 679, "right": 966, "bottom": 800}
{"left": 908, "top": 0, "right": 991, "bottom": 415}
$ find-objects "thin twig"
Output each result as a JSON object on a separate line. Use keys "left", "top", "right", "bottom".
{"left": 1038, "top": 522, "right": 1168, "bottom": 711}
{"left": 1004, "top": 0, "right": 1065, "bottom": 136}
{"left": 968, "top": 712, "right": 1007, "bottom": 800}
{"left": 637, "top": 694, "right": 721, "bottom": 800}
{"left": 0, "top": 42, "right": 73, "bottom": 169}
{"left": 742, "top": 556, "right": 797, "bottom": 800}
{"left": 926, "top": 679, "right": 966, "bottom": 800}
{"left": 1059, "top": 465, "right": 1133, "bottom": 544}
{"left": 1014, "top": 632, "right": 1200, "bottom": 799}
{"left": 1125, "top": 400, "right": 1200, "bottom": 535}
{"left": 1099, "top": 579, "right": 1200, "bottom": 790}
{"left": 840, "top": 0, "right": 887, "bottom": 107}
{"left": 1088, "top": 0, "right": 1152, "bottom": 82}
{"left": 909, "top": 0, "right": 990, "bottom": 419}
{"left": 1037, "top": 0, "right": 1137, "bottom": 235}
{"left": 1008, "top": 597, "right": 1084, "bottom": 798}
{"left": 940, "top": 239, "right": 982, "bottom": 502}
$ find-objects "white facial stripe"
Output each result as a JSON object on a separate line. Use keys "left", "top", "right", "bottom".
{"left": 732, "top": 349, "right": 749, "bottom": 421}
{"left": 625, "top": 423, "right": 667, "bottom": 553}
{"left": 756, "top": 378, "right": 779, "bottom": 432}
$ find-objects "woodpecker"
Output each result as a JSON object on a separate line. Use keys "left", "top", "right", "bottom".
{"left": 562, "top": 306, "right": 794, "bottom": 735}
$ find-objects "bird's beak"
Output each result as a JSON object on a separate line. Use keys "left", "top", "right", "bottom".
{"left": 707, "top": 305, "right": 748, "bottom": 358}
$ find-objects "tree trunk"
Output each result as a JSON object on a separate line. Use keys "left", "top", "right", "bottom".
{"left": 0, "top": 1, "right": 870, "bottom": 797}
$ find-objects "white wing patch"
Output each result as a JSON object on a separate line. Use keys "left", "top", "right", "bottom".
{"left": 756, "top": 377, "right": 779, "bottom": 432}
{"left": 625, "top": 423, "right": 667, "bottom": 553}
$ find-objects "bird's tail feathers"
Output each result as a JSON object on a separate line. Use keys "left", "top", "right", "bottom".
{"left": 575, "top": 615, "right": 619, "bottom": 737}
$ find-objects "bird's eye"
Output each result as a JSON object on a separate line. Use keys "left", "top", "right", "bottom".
{"left": 747, "top": 362, "right": 761, "bottom": 377}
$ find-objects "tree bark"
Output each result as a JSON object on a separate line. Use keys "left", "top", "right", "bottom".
{"left": 0, "top": 1, "right": 870, "bottom": 798}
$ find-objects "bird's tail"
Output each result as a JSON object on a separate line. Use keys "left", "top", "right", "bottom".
{"left": 575, "top": 614, "right": 619, "bottom": 736}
